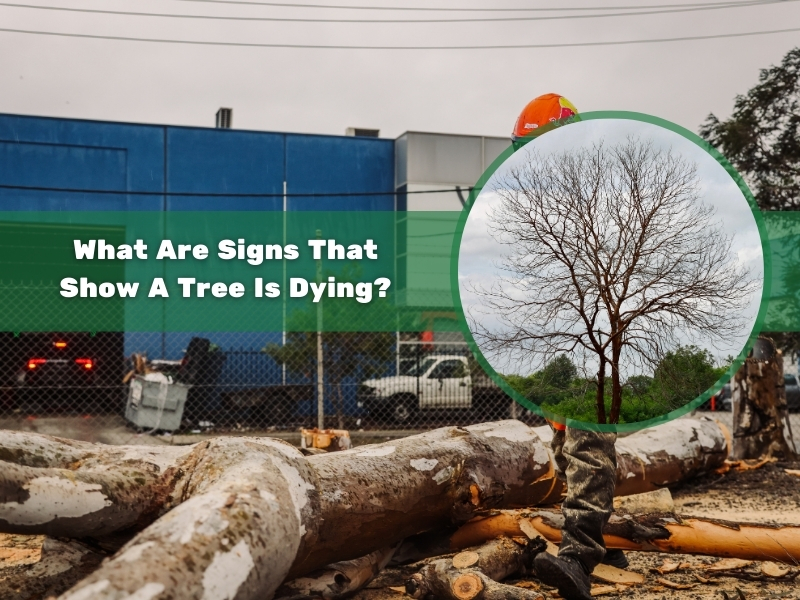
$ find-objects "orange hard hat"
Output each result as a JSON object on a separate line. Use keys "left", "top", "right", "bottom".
{"left": 511, "top": 93, "right": 578, "bottom": 142}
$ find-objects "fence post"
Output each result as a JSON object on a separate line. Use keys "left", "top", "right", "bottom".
{"left": 316, "top": 229, "right": 324, "bottom": 430}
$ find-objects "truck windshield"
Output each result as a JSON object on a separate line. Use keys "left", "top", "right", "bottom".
{"left": 403, "top": 358, "right": 438, "bottom": 377}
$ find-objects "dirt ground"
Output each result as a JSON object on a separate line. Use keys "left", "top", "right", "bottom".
{"left": 2, "top": 458, "right": 799, "bottom": 600}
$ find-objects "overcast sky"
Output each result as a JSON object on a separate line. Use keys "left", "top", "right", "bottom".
{"left": 459, "top": 118, "right": 764, "bottom": 376}
{"left": 0, "top": 0, "right": 798, "bottom": 139}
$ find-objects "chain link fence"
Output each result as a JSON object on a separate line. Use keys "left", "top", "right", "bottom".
{"left": 1, "top": 330, "right": 798, "bottom": 446}
{"left": 0, "top": 331, "right": 544, "bottom": 444}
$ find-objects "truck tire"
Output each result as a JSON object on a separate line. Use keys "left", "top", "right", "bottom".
{"left": 389, "top": 394, "right": 418, "bottom": 425}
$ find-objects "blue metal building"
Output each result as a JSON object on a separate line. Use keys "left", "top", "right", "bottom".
{"left": 0, "top": 113, "right": 507, "bottom": 415}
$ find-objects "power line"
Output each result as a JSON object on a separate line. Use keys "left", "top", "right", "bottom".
{"left": 0, "top": 183, "right": 475, "bottom": 197}
{"left": 0, "top": 0, "right": 787, "bottom": 23}
{"left": 162, "top": 0, "right": 785, "bottom": 12}
{"left": 0, "top": 24, "right": 798, "bottom": 48}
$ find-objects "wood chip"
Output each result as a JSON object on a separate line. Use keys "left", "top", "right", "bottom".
{"left": 656, "top": 577, "right": 696, "bottom": 590}
{"left": 452, "top": 551, "right": 480, "bottom": 569}
{"left": 590, "top": 584, "right": 618, "bottom": 596}
{"left": 785, "top": 468, "right": 800, "bottom": 477}
{"left": 654, "top": 559, "right": 681, "bottom": 574}
{"left": 591, "top": 563, "right": 645, "bottom": 585}
{"left": 514, "top": 581, "right": 540, "bottom": 590}
{"left": 705, "top": 558, "right": 753, "bottom": 571}
{"left": 545, "top": 541, "right": 559, "bottom": 556}
{"left": 511, "top": 536, "right": 529, "bottom": 545}
{"left": 519, "top": 518, "right": 539, "bottom": 540}
{"left": 761, "top": 561, "right": 790, "bottom": 578}
{"left": 388, "top": 587, "right": 408, "bottom": 594}
{"left": 693, "top": 573, "right": 711, "bottom": 584}
{"left": 735, "top": 457, "right": 776, "bottom": 471}
{"left": 0, "top": 547, "right": 42, "bottom": 567}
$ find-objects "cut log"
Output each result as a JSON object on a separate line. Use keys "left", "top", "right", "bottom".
{"left": 0, "top": 418, "right": 732, "bottom": 600}
{"left": 732, "top": 336, "right": 796, "bottom": 459}
{"left": 276, "top": 546, "right": 397, "bottom": 600}
{"left": 405, "top": 537, "right": 545, "bottom": 600}
{"left": 451, "top": 508, "right": 800, "bottom": 565}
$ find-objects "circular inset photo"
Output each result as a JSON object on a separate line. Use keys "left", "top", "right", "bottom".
{"left": 455, "top": 112, "right": 768, "bottom": 431}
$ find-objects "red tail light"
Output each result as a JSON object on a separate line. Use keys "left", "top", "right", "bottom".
{"left": 75, "top": 358, "right": 94, "bottom": 370}
{"left": 27, "top": 358, "right": 46, "bottom": 370}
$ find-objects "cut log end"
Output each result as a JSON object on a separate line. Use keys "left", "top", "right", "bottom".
{"left": 452, "top": 572, "right": 484, "bottom": 600}
{"left": 452, "top": 551, "right": 480, "bottom": 569}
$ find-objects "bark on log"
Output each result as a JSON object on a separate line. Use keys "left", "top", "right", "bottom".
{"left": 451, "top": 508, "right": 800, "bottom": 565}
{"left": 405, "top": 537, "right": 545, "bottom": 600}
{"left": 0, "top": 418, "right": 731, "bottom": 600}
{"left": 732, "top": 336, "right": 796, "bottom": 460}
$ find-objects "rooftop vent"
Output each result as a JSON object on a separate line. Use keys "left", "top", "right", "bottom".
{"left": 346, "top": 127, "right": 379, "bottom": 138}
{"left": 216, "top": 108, "right": 233, "bottom": 129}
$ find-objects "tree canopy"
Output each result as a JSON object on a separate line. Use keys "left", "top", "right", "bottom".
{"left": 700, "top": 47, "right": 800, "bottom": 212}
{"left": 471, "top": 137, "right": 753, "bottom": 424}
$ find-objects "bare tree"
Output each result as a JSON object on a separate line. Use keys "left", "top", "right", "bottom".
{"left": 469, "top": 137, "right": 756, "bottom": 424}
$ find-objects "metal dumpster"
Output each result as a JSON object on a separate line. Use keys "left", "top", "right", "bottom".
{"left": 125, "top": 374, "right": 191, "bottom": 432}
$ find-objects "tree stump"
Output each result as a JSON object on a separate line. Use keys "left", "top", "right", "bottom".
{"left": 732, "top": 336, "right": 796, "bottom": 460}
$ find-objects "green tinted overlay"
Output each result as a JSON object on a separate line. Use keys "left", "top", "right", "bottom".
{"left": 0, "top": 211, "right": 464, "bottom": 333}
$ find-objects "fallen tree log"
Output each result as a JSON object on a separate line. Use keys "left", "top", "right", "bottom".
{"left": 532, "top": 417, "right": 730, "bottom": 497}
{"left": 0, "top": 418, "right": 731, "bottom": 600}
{"left": 1, "top": 421, "right": 560, "bottom": 600}
{"left": 450, "top": 508, "right": 800, "bottom": 565}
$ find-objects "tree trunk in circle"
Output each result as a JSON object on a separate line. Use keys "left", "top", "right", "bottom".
{"left": 596, "top": 357, "right": 607, "bottom": 424}
{"left": 608, "top": 336, "right": 623, "bottom": 424}
{"left": 732, "top": 336, "right": 796, "bottom": 460}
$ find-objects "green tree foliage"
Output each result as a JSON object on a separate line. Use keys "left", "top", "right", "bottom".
{"left": 650, "top": 345, "right": 726, "bottom": 412}
{"left": 701, "top": 47, "right": 800, "bottom": 358}
{"left": 502, "top": 354, "right": 580, "bottom": 405}
{"left": 700, "top": 47, "right": 800, "bottom": 211}
{"left": 503, "top": 346, "right": 727, "bottom": 423}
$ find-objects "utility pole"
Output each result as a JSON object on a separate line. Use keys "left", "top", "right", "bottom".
{"left": 316, "top": 229, "right": 324, "bottom": 429}
{"left": 282, "top": 180, "right": 287, "bottom": 386}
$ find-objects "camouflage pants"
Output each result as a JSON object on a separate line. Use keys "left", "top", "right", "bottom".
{"left": 551, "top": 428, "right": 617, "bottom": 571}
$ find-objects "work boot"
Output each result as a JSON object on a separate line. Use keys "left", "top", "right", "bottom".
{"left": 533, "top": 552, "right": 592, "bottom": 600}
{"left": 601, "top": 549, "right": 629, "bottom": 569}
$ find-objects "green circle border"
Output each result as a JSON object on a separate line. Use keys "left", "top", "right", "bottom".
{"left": 450, "top": 110, "right": 771, "bottom": 433}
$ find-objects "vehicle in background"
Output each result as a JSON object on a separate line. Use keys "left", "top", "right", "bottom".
{"left": 357, "top": 353, "right": 512, "bottom": 424}
{"left": 784, "top": 374, "right": 800, "bottom": 411}
{"left": 6, "top": 332, "right": 125, "bottom": 412}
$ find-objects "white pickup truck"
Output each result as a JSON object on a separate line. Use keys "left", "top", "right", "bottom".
{"left": 357, "top": 354, "right": 509, "bottom": 424}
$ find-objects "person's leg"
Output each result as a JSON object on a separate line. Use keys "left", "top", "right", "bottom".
{"left": 535, "top": 428, "right": 617, "bottom": 600}
{"left": 558, "top": 428, "right": 617, "bottom": 571}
